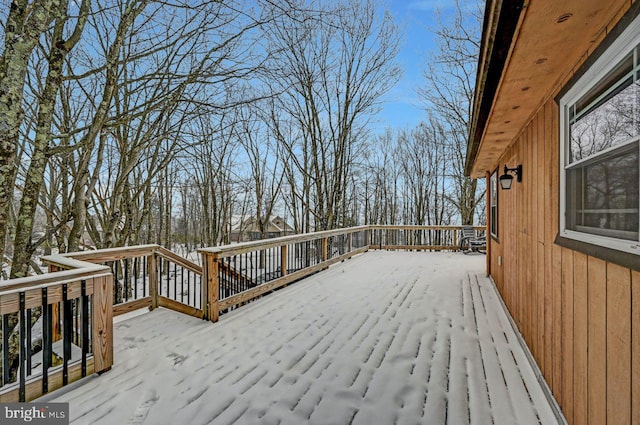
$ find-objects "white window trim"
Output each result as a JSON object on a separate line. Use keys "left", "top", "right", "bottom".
{"left": 559, "top": 14, "right": 640, "bottom": 255}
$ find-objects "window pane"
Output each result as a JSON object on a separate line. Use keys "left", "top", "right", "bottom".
{"left": 569, "top": 76, "right": 636, "bottom": 163}
{"left": 566, "top": 144, "right": 639, "bottom": 240}
{"left": 574, "top": 53, "right": 633, "bottom": 116}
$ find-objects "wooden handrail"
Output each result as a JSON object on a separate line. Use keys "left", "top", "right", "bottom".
{"left": 155, "top": 246, "right": 202, "bottom": 274}
{"left": 43, "top": 245, "right": 158, "bottom": 265}
{"left": 0, "top": 264, "right": 110, "bottom": 293}
{"left": 199, "top": 226, "right": 369, "bottom": 258}
{"left": 43, "top": 245, "right": 202, "bottom": 275}
{"left": 369, "top": 225, "right": 485, "bottom": 230}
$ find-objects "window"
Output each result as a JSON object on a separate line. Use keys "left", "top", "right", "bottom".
{"left": 560, "top": 17, "right": 640, "bottom": 254}
{"left": 490, "top": 170, "right": 498, "bottom": 238}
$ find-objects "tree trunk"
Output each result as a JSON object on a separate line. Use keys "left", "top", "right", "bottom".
{"left": 11, "top": 0, "right": 89, "bottom": 277}
{"left": 0, "top": 0, "right": 60, "bottom": 267}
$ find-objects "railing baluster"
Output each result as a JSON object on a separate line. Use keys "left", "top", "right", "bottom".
{"left": 174, "top": 261, "right": 177, "bottom": 301}
{"left": 234, "top": 255, "right": 238, "bottom": 296}
{"left": 74, "top": 299, "right": 79, "bottom": 345}
{"left": 262, "top": 249, "right": 266, "bottom": 284}
{"left": 194, "top": 269, "right": 198, "bottom": 306}
{"left": 133, "top": 257, "right": 138, "bottom": 299}
{"left": 19, "top": 292, "right": 26, "bottom": 402}
{"left": 254, "top": 251, "right": 258, "bottom": 289}
{"left": 42, "top": 287, "right": 51, "bottom": 394}
{"left": 292, "top": 243, "right": 296, "bottom": 270}
{"left": 3, "top": 313, "right": 10, "bottom": 386}
{"left": 187, "top": 269, "right": 191, "bottom": 305}
{"left": 124, "top": 258, "right": 129, "bottom": 302}
{"left": 181, "top": 265, "right": 184, "bottom": 303}
{"left": 232, "top": 258, "right": 237, "bottom": 298}
{"left": 81, "top": 280, "right": 89, "bottom": 378}
{"left": 143, "top": 256, "right": 147, "bottom": 298}
{"left": 281, "top": 245, "right": 287, "bottom": 278}
{"left": 62, "top": 284, "right": 72, "bottom": 386}
{"left": 26, "top": 306, "right": 32, "bottom": 376}
{"left": 165, "top": 258, "right": 170, "bottom": 298}
{"left": 112, "top": 261, "right": 118, "bottom": 304}
{"left": 245, "top": 253, "right": 248, "bottom": 291}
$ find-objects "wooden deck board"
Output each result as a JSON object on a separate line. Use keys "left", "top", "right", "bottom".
{"left": 46, "top": 252, "right": 563, "bottom": 425}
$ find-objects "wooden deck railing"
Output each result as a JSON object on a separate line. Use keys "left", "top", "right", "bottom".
{"left": 369, "top": 225, "right": 485, "bottom": 251}
{"left": 0, "top": 245, "right": 204, "bottom": 401}
{"left": 43, "top": 245, "right": 204, "bottom": 319}
{"left": 0, "top": 224, "right": 485, "bottom": 400}
{"left": 198, "top": 225, "right": 485, "bottom": 321}
{"left": 199, "top": 226, "right": 371, "bottom": 321}
{"left": 0, "top": 261, "right": 113, "bottom": 402}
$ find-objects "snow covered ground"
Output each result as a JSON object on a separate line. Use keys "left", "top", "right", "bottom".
{"left": 46, "top": 251, "right": 562, "bottom": 425}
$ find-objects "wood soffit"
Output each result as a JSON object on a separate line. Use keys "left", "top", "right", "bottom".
{"left": 467, "top": 0, "right": 629, "bottom": 178}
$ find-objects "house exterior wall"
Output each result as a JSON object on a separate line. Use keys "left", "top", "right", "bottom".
{"left": 488, "top": 5, "right": 640, "bottom": 425}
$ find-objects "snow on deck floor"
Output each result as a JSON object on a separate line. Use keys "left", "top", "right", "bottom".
{"left": 48, "top": 251, "right": 561, "bottom": 425}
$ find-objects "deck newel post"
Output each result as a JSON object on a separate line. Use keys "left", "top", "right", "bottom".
{"left": 453, "top": 228, "right": 459, "bottom": 251}
{"left": 281, "top": 245, "right": 288, "bottom": 277}
{"left": 348, "top": 232, "right": 353, "bottom": 253}
{"left": 365, "top": 228, "right": 370, "bottom": 250}
{"left": 92, "top": 274, "right": 114, "bottom": 374}
{"left": 148, "top": 253, "right": 158, "bottom": 310}
{"left": 321, "top": 237, "right": 328, "bottom": 262}
{"left": 409, "top": 228, "right": 413, "bottom": 251}
{"left": 203, "top": 252, "right": 220, "bottom": 322}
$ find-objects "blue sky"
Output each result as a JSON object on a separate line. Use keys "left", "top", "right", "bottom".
{"left": 374, "top": 0, "right": 460, "bottom": 133}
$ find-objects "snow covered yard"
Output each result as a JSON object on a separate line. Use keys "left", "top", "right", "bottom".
{"left": 46, "top": 251, "right": 561, "bottom": 425}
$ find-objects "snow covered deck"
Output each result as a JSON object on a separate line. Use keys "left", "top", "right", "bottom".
{"left": 47, "top": 251, "right": 562, "bottom": 424}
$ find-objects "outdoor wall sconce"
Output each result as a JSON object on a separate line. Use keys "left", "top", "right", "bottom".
{"left": 499, "top": 164, "right": 522, "bottom": 190}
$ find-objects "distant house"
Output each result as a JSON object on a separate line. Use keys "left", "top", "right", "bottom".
{"left": 467, "top": 2, "right": 639, "bottom": 424}
{"left": 231, "top": 216, "right": 295, "bottom": 242}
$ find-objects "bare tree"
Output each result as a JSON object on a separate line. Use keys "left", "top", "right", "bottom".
{"left": 419, "top": 0, "right": 485, "bottom": 225}
{"left": 235, "top": 102, "right": 284, "bottom": 241}
{"left": 1, "top": 0, "right": 299, "bottom": 275}
{"left": 264, "top": 0, "right": 401, "bottom": 230}
{"left": 10, "top": 0, "right": 91, "bottom": 277}
{"left": 0, "top": 0, "right": 406, "bottom": 276}
{"left": 361, "top": 129, "right": 401, "bottom": 225}
{"left": 394, "top": 120, "right": 456, "bottom": 226}
{"left": 0, "top": 0, "right": 62, "bottom": 270}
{"left": 186, "top": 110, "right": 241, "bottom": 247}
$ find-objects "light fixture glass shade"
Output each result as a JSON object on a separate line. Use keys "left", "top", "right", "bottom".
{"left": 499, "top": 173, "right": 513, "bottom": 190}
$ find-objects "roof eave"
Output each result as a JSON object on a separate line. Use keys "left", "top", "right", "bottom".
{"left": 465, "top": 0, "right": 525, "bottom": 177}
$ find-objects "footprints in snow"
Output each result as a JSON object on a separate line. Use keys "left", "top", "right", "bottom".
{"left": 167, "top": 352, "right": 188, "bottom": 367}
{"left": 127, "top": 391, "right": 159, "bottom": 425}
